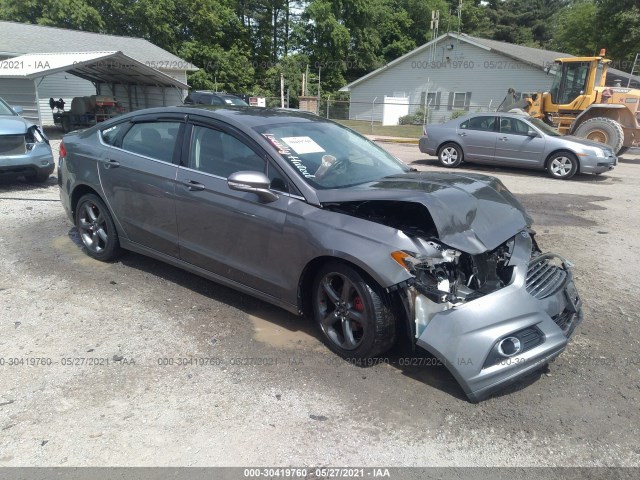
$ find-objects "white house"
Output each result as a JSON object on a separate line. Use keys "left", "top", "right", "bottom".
{"left": 341, "top": 32, "right": 640, "bottom": 124}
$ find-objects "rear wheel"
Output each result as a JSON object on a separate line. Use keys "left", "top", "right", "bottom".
{"left": 75, "top": 193, "right": 121, "bottom": 261}
{"left": 312, "top": 263, "right": 396, "bottom": 359}
{"left": 437, "top": 143, "right": 463, "bottom": 168}
{"left": 574, "top": 117, "right": 624, "bottom": 154}
{"left": 547, "top": 152, "right": 578, "bottom": 179}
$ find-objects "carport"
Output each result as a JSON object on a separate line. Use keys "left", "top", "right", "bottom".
{"left": 0, "top": 51, "right": 189, "bottom": 126}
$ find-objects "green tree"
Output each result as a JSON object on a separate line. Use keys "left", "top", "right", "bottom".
{"left": 552, "top": 1, "right": 598, "bottom": 56}
{"left": 597, "top": 0, "right": 640, "bottom": 63}
{"left": 0, "top": 0, "right": 104, "bottom": 31}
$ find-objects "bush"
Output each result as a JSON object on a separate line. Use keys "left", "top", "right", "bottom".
{"left": 450, "top": 110, "right": 467, "bottom": 119}
{"left": 398, "top": 109, "right": 427, "bottom": 125}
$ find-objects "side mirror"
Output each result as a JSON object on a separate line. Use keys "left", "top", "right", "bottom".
{"left": 527, "top": 129, "right": 540, "bottom": 138}
{"left": 227, "top": 171, "right": 279, "bottom": 203}
{"left": 12, "top": 106, "right": 23, "bottom": 115}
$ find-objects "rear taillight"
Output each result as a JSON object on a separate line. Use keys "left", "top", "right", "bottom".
{"left": 422, "top": 127, "right": 428, "bottom": 137}
{"left": 59, "top": 141, "right": 67, "bottom": 158}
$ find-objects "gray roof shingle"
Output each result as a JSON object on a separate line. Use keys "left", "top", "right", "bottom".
{"left": 343, "top": 32, "right": 639, "bottom": 89}
{"left": 0, "top": 20, "right": 197, "bottom": 70}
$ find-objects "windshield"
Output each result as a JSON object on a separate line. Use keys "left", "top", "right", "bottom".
{"left": 529, "top": 117, "right": 561, "bottom": 136}
{"left": 0, "top": 98, "right": 16, "bottom": 116}
{"left": 223, "top": 96, "right": 249, "bottom": 106}
{"left": 254, "top": 121, "right": 409, "bottom": 189}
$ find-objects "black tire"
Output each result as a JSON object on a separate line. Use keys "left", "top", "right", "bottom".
{"left": 574, "top": 117, "right": 624, "bottom": 154}
{"left": 437, "top": 143, "right": 463, "bottom": 168}
{"left": 25, "top": 171, "right": 50, "bottom": 183}
{"left": 61, "top": 116, "right": 72, "bottom": 133}
{"left": 312, "top": 262, "right": 396, "bottom": 359}
{"left": 618, "top": 146, "right": 630, "bottom": 156}
{"left": 547, "top": 152, "right": 578, "bottom": 179}
{"left": 75, "top": 193, "right": 121, "bottom": 261}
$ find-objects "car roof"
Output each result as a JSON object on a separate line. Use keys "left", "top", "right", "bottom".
{"left": 110, "top": 105, "right": 327, "bottom": 128}
{"left": 192, "top": 91, "right": 238, "bottom": 97}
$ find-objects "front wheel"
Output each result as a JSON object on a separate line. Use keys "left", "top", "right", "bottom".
{"left": 438, "top": 143, "right": 463, "bottom": 168}
{"left": 75, "top": 193, "right": 121, "bottom": 261}
{"left": 547, "top": 152, "right": 578, "bottom": 179}
{"left": 312, "top": 263, "right": 396, "bottom": 359}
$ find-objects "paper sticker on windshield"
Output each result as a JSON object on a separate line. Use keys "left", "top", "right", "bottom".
{"left": 225, "top": 99, "right": 234, "bottom": 104}
{"left": 281, "top": 136, "right": 325, "bottom": 154}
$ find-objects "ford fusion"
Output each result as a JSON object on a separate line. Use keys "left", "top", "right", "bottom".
{"left": 419, "top": 112, "right": 617, "bottom": 179}
{"left": 58, "top": 106, "right": 582, "bottom": 401}
{"left": 0, "top": 96, "right": 54, "bottom": 182}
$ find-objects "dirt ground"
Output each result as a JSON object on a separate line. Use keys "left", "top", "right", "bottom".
{"left": 0, "top": 128, "right": 639, "bottom": 468}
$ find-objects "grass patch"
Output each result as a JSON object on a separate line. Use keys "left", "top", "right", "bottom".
{"left": 335, "top": 120, "right": 423, "bottom": 138}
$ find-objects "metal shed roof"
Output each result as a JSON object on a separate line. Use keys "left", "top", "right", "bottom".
{"left": 0, "top": 20, "right": 197, "bottom": 71}
{"left": 0, "top": 51, "right": 189, "bottom": 89}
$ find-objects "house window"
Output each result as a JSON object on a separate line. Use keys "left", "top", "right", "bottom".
{"left": 420, "top": 91, "right": 440, "bottom": 110}
{"left": 453, "top": 92, "right": 467, "bottom": 109}
{"left": 448, "top": 91, "right": 472, "bottom": 111}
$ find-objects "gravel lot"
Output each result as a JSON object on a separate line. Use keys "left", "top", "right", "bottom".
{"left": 0, "top": 129, "right": 639, "bottom": 468}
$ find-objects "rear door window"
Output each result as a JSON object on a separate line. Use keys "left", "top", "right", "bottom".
{"left": 121, "top": 122, "right": 182, "bottom": 162}
{"left": 100, "top": 122, "right": 129, "bottom": 146}
{"left": 462, "top": 116, "right": 496, "bottom": 131}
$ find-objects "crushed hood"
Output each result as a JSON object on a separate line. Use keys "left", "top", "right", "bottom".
{"left": 0, "top": 116, "right": 30, "bottom": 135}
{"left": 317, "top": 172, "right": 533, "bottom": 254}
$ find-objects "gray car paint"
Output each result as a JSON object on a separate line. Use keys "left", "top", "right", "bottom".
{"left": 58, "top": 106, "right": 582, "bottom": 401}
{"left": 0, "top": 97, "right": 54, "bottom": 178}
{"left": 419, "top": 112, "right": 617, "bottom": 175}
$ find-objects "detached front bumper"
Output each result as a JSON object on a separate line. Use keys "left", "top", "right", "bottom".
{"left": 414, "top": 235, "right": 582, "bottom": 402}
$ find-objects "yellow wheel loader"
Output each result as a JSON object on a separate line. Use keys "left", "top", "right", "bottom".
{"left": 499, "top": 50, "right": 640, "bottom": 155}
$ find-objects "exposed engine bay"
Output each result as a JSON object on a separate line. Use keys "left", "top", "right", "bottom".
{"left": 323, "top": 200, "right": 531, "bottom": 303}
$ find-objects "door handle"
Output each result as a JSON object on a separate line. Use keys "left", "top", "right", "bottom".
{"left": 184, "top": 180, "right": 205, "bottom": 191}
{"left": 104, "top": 159, "right": 120, "bottom": 169}
{"left": 458, "top": 132, "right": 467, "bottom": 136}
{"left": 499, "top": 137, "right": 508, "bottom": 141}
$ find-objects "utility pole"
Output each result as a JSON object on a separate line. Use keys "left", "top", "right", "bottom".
{"left": 280, "top": 73, "right": 285, "bottom": 108}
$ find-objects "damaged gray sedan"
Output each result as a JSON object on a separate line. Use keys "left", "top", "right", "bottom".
{"left": 58, "top": 106, "right": 582, "bottom": 401}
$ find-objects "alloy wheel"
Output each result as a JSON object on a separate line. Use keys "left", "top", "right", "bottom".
{"left": 316, "top": 272, "right": 366, "bottom": 350}
{"left": 77, "top": 201, "right": 109, "bottom": 254}
{"left": 440, "top": 147, "right": 458, "bottom": 165}
{"left": 550, "top": 156, "right": 573, "bottom": 177}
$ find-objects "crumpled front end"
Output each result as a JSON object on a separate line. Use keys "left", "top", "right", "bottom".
{"left": 396, "top": 230, "right": 582, "bottom": 402}
{"left": 0, "top": 123, "right": 54, "bottom": 177}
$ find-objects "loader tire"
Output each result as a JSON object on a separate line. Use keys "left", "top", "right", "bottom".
{"left": 574, "top": 117, "right": 624, "bottom": 154}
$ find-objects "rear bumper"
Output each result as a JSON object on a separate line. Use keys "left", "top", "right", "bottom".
{"left": 418, "top": 137, "right": 437, "bottom": 155}
{"left": 415, "top": 245, "right": 582, "bottom": 402}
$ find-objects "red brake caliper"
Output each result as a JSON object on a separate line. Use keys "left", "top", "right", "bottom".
{"left": 354, "top": 296, "right": 364, "bottom": 312}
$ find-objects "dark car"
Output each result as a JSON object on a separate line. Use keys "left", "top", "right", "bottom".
{"left": 183, "top": 91, "right": 249, "bottom": 107}
{"left": 58, "top": 106, "right": 583, "bottom": 402}
{"left": 0, "top": 96, "right": 54, "bottom": 182}
{"left": 419, "top": 112, "right": 617, "bottom": 179}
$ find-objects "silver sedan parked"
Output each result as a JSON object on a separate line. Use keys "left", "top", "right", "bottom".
{"left": 419, "top": 112, "right": 617, "bottom": 179}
